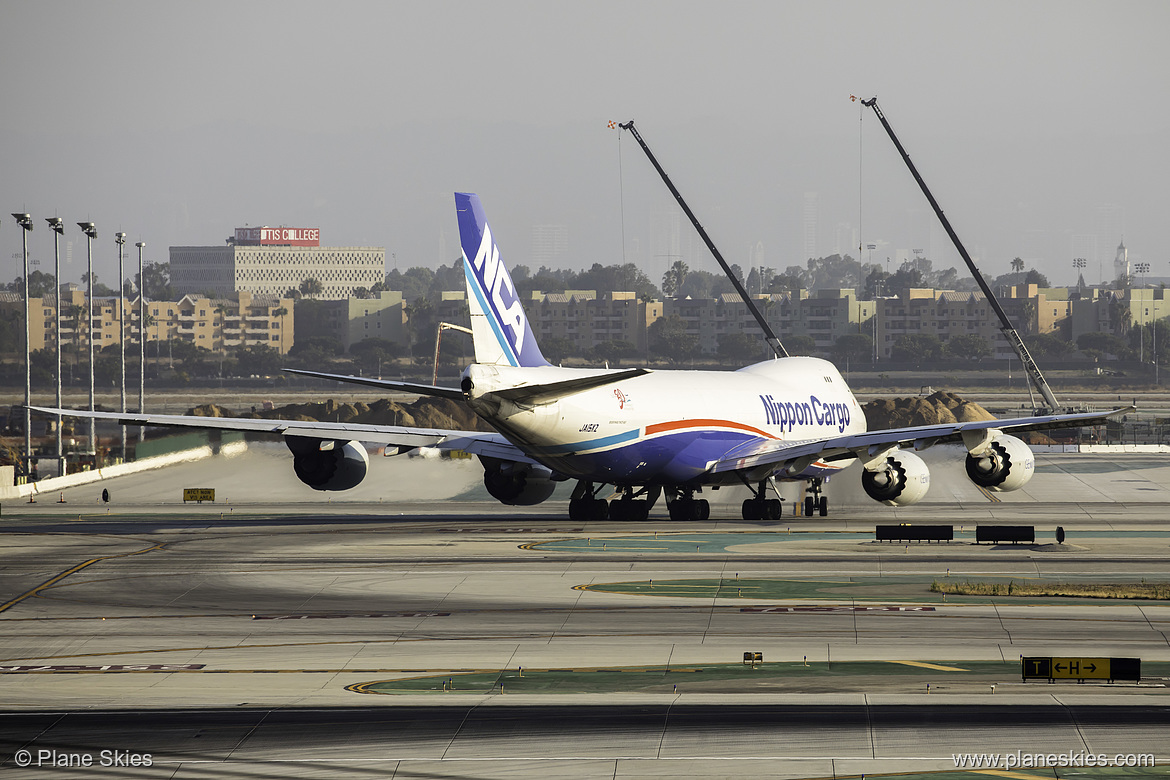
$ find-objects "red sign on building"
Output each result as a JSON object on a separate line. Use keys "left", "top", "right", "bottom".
{"left": 235, "top": 227, "right": 320, "bottom": 247}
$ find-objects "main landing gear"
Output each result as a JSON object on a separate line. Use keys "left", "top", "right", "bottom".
{"left": 608, "top": 486, "right": 661, "bottom": 522}
{"left": 569, "top": 483, "right": 662, "bottom": 522}
{"left": 568, "top": 481, "right": 609, "bottom": 522}
{"left": 739, "top": 477, "right": 828, "bottom": 520}
{"left": 666, "top": 487, "right": 710, "bottom": 521}
{"left": 804, "top": 477, "right": 828, "bottom": 517}
{"left": 740, "top": 479, "right": 784, "bottom": 521}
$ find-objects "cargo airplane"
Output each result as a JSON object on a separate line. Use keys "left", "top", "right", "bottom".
{"left": 33, "top": 193, "right": 1122, "bottom": 521}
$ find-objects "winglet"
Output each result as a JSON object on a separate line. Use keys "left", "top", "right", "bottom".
{"left": 455, "top": 193, "right": 548, "bottom": 367}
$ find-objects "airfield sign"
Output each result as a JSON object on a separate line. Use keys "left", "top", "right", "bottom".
{"left": 1022, "top": 657, "right": 1140, "bottom": 682}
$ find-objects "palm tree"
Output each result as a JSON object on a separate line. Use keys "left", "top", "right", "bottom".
{"left": 272, "top": 306, "right": 289, "bottom": 354}
{"left": 64, "top": 303, "right": 86, "bottom": 371}
{"left": 1010, "top": 257, "right": 1025, "bottom": 275}
{"left": 298, "top": 277, "right": 323, "bottom": 299}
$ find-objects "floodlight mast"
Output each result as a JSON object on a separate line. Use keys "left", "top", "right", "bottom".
{"left": 856, "top": 96, "right": 1061, "bottom": 413}
{"left": 617, "top": 120, "right": 789, "bottom": 358}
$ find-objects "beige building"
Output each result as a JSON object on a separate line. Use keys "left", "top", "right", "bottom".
{"left": 7, "top": 286, "right": 294, "bottom": 356}
{"left": 170, "top": 243, "right": 385, "bottom": 300}
{"left": 531, "top": 291, "right": 663, "bottom": 354}
{"left": 146, "top": 292, "right": 296, "bottom": 354}
{"left": 301, "top": 291, "right": 406, "bottom": 352}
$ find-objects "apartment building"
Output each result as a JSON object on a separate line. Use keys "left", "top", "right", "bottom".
{"left": 145, "top": 292, "right": 296, "bottom": 353}
{"left": 530, "top": 291, "right": 663, "bottom": 354}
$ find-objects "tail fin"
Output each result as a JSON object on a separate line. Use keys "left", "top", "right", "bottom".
{"left": 455, "top": 192, "right": 548, "bottom": 367}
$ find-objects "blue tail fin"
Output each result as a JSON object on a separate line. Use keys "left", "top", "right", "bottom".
{"left": 455, "top": 193, "right": 548, "bottom": 367}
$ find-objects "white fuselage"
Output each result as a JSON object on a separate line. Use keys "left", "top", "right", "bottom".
{"left": 463, "top": 356, "right": 867, "bottom": 486}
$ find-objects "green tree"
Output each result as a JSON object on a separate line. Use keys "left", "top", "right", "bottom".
{"left": 591, "top": 339, "right": 640, "bottom": 367}
{"left": 539, "top": 337, "right": 577, "bottom": 364}
{"left": 7, "top": 270, "right": 56, "bottom": 297}
{"left": 289, "top": 335, "right": 344, "bottom": 357}
{"left": 648, "top": 314, "right": 698, "bottom": 364}
{"left": 1024, "top": 269, "right": 1049, "bottom": 287}
{"left": 1010, "top": 257, "right": 1025, "bottom": 274}
{"left": 890, "top": 333, "right": 943, "bottom": 362}
{"left": 945, "top": 334, "right": 993, "bottom": 361}
{"left": 831, "top": 333, "right": 874, "bottom": 364}
{"left": 661, "top": 260, "right": 689, "bottom": 298}
{"left": 785, "top": 334, "right": 818, "bottom": 356}
{"left": 298, "top": 277, "right": 324, "bottom": 299}
{"left": 234, "top": 344, "right": 281, "bottom": 375}
{"left": 1026, "top": 333, "right": 1073, "bottom": 358}
{"left": 717, "top": 332, "right": 764, "bottom": 365}
{"left": 136, "top": 262, "right": 175, "bottom": 300}
{"left": 1076, "top": 331, "right": 1130, "bottom": 358}
{"left": 863, "top": 267, "right": 890, "bottom": 298}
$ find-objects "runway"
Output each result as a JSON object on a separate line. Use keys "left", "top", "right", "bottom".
{"left": 1, "top": 447, "right": 1169, "bottom": 777}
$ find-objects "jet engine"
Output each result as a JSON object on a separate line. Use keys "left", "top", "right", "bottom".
{"left": 481, "top": 458, "right": 557, "bottom": 506}
{"left": 861, "top": 450, "right": 931, "bottom": 506}
{"left": 964, "top": 434, "right": 1034, "bottom": 491}
{"left": 286, "top": 438, "right": 369, "bottom": 491}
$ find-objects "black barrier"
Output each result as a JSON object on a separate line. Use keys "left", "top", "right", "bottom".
{"left": 976, "top": 525, "right": 1034, "bottom": 544}
{"left": 875, "top": 525, "right": 953, "bottom": 542}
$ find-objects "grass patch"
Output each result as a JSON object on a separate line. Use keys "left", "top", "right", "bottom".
{"left": 931, "top": 579, "right": 1170, "bottom": 600}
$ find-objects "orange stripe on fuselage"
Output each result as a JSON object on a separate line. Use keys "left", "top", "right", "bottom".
{"left": 644, "top": 419, "right": 777, "bottom": 440}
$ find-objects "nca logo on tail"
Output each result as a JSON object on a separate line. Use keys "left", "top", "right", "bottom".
{"left": 469, "top": 224, "right": 527, "bottom": 355}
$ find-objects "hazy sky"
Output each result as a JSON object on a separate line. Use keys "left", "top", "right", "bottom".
{"left": 3, "top": 0, "right": 1167, "bottom": 290}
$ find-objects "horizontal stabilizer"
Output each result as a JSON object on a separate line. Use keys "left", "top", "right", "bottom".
{"left": 489, "top": 367, "right": 650, "bottom": 404}
{"left": 284, "top": 369, "right": 465, "bottom": 400}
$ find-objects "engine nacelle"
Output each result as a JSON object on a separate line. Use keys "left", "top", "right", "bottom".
{"left": 481, "top": 458, "right": 557, "bottom": 506}
{"left": 965, "top": 434, "right": 1034, "bottom": 492}
{"left": 286, "top": 438, "right": 369, "bottom": 491}
{"left": 861, "top": 449, "right": 931, "bottom": 506}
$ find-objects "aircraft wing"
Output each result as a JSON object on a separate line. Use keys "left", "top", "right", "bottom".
{"left": 283, "top": 369, "right": 465, "bottom": 400}
{"left": 711, "top": 407, "right": 1129, "bottom": 475}
{"left": 26, "top": 406, "right": 540, "bottom": 464}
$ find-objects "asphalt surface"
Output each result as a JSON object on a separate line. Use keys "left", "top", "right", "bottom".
{"left": 1, "top": 447, "right": 1169, "bottom": 777}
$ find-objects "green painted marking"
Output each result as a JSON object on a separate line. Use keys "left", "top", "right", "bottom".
{"left": 574, "top": 576, "right": 1170, "bottom": 604}
{"left": 351, "top": 659, "right": 1170, "bottom": 696}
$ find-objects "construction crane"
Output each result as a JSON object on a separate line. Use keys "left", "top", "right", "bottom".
{"left": 855, "top": 96, "right": 1062, "bottom": 413}
{"left": 432, "top": 322, "right": 474, "bottom": 386}
{"left": 617, "top": 121, "right": 789, "bottom": 358}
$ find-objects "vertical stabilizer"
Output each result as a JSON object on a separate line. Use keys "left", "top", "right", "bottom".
{"left": 455, "top": 192, "right": 548, "bottom": 367}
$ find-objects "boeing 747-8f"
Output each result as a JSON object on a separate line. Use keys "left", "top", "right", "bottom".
{"left": 32, "top": 193, "right": 1123, "bottom": 521}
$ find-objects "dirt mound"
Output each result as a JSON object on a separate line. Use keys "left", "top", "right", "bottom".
{"left": 863, "top": 390, "right": 996, "bottom": 430}
{"left": 188, "top": 404, "right": 237, "bottom": 418}
{"left": 186, "top": 396, "right": 491, "bottom": 431}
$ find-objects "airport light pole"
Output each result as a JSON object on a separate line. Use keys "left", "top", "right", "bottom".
{"left": 136, "top": 241, "right": 146, "bottom": 442}
{"left": 47, "top": 217, "right": 66, "bottom": 476}
{"left": 12, "top": 214, "right": 34, "bottom": 478}
{"left": 78, "top": 222, "right": 97, "bottom": 465}
{"left": 1135, "top": 262, "right": 1152, "bottom": 365}
{"left": 115, "top": 231, "right": 127, "bottom": 463}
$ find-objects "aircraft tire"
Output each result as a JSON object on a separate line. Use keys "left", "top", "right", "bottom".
{"left": 766, "top": 498, "right": 782, "bottom": 521}
{"left": 696, "top": 499, "right": 710, "bottom": 521}
{"left": 593, "top": 499, "right": 609, "bottom": 521}
{"left": 804, "top": 496, "right": 814, "bottom": 517}
{"left": 818, "top": 496, "right": 828, "bottom": 517}
{"left": 742, "top": 499, "right": 761, "bottom": 521}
